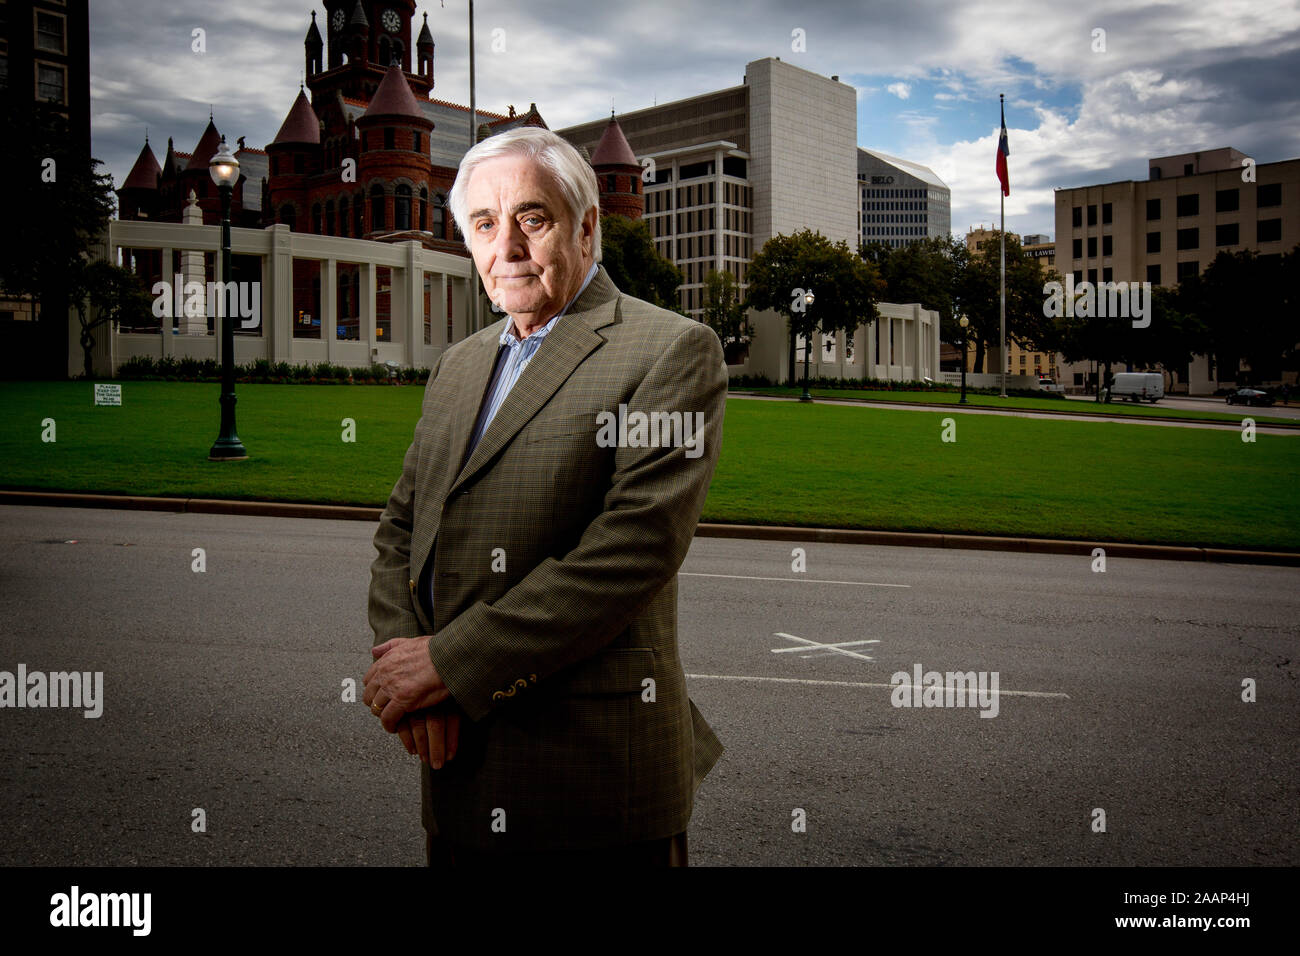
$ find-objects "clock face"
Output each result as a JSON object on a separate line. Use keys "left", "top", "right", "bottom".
{"left": 382, "top": 9, "right": 401, "bottom": 33}
{"left": 332, "top": 9, "right": 345, "bottom": 31}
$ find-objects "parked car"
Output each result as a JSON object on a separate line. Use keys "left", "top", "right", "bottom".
{"left": 1108, "top": 372, "right": 1164, "bottom": 403}
{"left": 1037, "top": 377, "right": 1065, "bottom": 393}
{"left": 1226, "top": 388, "right": 1274, "bottom": 407}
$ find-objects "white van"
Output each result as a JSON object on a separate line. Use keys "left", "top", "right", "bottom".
{"left": 1108, "top": 372, "right": 1164, "bottom": 403}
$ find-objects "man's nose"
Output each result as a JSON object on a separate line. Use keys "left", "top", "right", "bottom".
{"left": 492, "top": 217, "right": 527, "bottom": 260}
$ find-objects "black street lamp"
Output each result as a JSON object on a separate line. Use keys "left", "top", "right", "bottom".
{"left": 958, "top": 314, "right": 969, "bottom": 405}
{"left": 799, "top": 290, "right": 814, "bottom": 403}
{"left": 208, "top": 138, "right": 248, "bottom": 461}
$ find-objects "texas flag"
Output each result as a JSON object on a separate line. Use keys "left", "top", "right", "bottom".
{"left": 995, "top": 100, "right": 1010, "bottom": 197}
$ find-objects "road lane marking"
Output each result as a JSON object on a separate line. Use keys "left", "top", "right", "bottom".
{"left": 685, "top": 673, "right": 1070, "bottom": 699}
{"left": 681, "top": 572, "right": 909, "bottom": 588}
{"left": 772, "top": 632, "right": 880, "bottom": 661}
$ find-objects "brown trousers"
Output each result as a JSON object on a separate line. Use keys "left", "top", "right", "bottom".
{"left": 426, "top": 830, "right": 688, "bottom": 867}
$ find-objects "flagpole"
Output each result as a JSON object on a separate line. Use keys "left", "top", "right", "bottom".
{"left": 999, "top": 93, "right": 1007, "bottom": 398}
{"left": 468, "top": 0, "right": 480, "bottom": 335}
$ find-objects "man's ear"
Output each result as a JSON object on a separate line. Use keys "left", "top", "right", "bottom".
{"left": 579, "top": 206, "right": 598, "bottom": 257}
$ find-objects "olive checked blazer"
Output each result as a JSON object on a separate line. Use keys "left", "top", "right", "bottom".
{"left": 367, "top": 265, "right": 727, "bottom": 853}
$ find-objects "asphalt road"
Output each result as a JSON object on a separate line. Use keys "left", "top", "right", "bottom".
{"left": 1064, "top": 392, "right": 1300, "bottom": 421}
{"left": 0, "top": 505, "right": 1295, "bottom": 866}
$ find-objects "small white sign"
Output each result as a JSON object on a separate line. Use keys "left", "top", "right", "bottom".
{"left": 93, "top": 384, "right": 122, "bottom": 406}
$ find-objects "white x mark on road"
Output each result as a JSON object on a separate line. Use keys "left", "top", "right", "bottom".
{"left": 771, "top": 632, "right": 880, "bottom": 661}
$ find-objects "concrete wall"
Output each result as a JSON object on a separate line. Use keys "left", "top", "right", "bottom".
{"left": 731, "top": 301, "right": 940, "bottom": 384}
{"left": 78, "top": 220, "right": 475, "bottom": 378}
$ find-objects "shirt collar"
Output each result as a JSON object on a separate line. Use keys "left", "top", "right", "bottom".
{"left": 499, "top": 262, "right": 599, "bottom": 346}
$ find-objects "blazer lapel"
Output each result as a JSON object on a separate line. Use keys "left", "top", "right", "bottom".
{"left": 408, "top": 328, "right": 500, "bottom": 590}
{"left": 443, "top": 330, "right": 505, "bottom": 495}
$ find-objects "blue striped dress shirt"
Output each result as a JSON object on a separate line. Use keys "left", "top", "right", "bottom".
{"left": 464, "top": 261, "right": 599, "bottom": 459}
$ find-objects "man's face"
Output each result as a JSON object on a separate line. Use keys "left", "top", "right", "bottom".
{"left": 465, "top": 154, "right": 596, "bottom": 333}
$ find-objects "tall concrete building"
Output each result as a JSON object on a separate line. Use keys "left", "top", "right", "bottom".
{"left": 1054, "top": 147, "right": 1300, "bottom": 391}
{"left": 0, "top": 0, "right": 90, "bottom": 378}
{"left": 858, "top": 148, "right": 950, "bottom": 250}
{"left": 559, "top": 57, "right": 940, "bottom": 384}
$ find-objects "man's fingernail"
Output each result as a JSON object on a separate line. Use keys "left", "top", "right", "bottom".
{"left": 432, "top": 760, "right": 442, "bottom": 770}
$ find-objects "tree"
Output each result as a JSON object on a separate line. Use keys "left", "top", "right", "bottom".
{"left": 599, "top": 215, "right": 683, "bottom": 313}
{"left": 69, "top": 260, "right": 154, "bottom": 379}
{"left": 0, "top": 99, "right": 116, "bottom": 378}
{"left": 866, "top": 236, "right": 974, "bottom": 359}
{"left": 746, "top": 229, "right": 884, "bottom": 384}
{"left": 1190, "top": 248, "right": 1299, "bottom": 384}
{"left": 1137, "top": 284, "right": 1209, "bottom": 391}
{"left": 1055, "top": 296, "right": 1133, "bottom": 400}
{"left": 955, "top": 232, "right": 1056, "bottom": 374}
{"left": 700, "top": 268, "right": 753, "bottom": 360}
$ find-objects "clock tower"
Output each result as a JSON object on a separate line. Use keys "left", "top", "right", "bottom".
{"left": 318, "top": 2, "right": 424, "bottom": 85}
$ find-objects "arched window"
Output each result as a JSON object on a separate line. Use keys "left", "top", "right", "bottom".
{"left": 607, "top": 174, "right": 616, "bottom": 193}
{"left": 384, "top": 127, "right": 395, "bottom": 150}
{"left": 339, "top": 197, "right": 349, "bottom": 237}
{"left": 280, "top": 205, "right": 296, "bottom": 231}
{"left": 311, "top": 203, "right": 322, "bottom": 234}
{"left": 325, "top": 199, "right": 335, "bottom": 235}
{"left": 370, "top": 184, "right": 386, "bottom": 230}
{"left": 378, "top": 37, "right": 391, "bottom": 68}
{"left": 394, "top": 184, "right": 412, "bottom": 231}
{"left": 419, "top": 187, "right": 428, "bottom": 231}
{"left": 354, "top": 193, "right": 364, "bottom": 236}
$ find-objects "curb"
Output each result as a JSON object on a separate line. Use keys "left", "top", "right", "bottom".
{"left": 3, "top": 489, "right": 1298, "bottom": 567}
{"left": 726, "top": 391, "right": 1300, "bottom": 429}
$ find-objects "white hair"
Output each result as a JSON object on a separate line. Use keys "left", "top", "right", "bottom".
{"left": 448, "top": 126, "right": 602, "bottom": 262}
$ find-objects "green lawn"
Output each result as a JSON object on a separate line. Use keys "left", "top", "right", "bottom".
{"left": 737, "top": 386, "right": 1300, "bottom": 426}
{"left": 2, "top": 382, "right": 1297, "bottom": 550}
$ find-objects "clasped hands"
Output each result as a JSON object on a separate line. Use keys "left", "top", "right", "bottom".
{"left": 364, "top": 635, "right": 460, "bottom": 769}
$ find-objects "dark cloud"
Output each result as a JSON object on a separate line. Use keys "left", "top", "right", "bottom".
{"left": 90, "top": 0, "right": 1300, "bottom": 241}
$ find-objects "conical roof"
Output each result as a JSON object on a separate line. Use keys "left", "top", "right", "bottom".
{"left": 362, "top": 64, "right": 425, "bottom": 121}
{"left": 121, "top": 140, "right": 161, "bottom": 191}
{"left": 349, "top": 0, "right": 369, "bottom": 29}
{"left": 418, "top": 12, "right": 433, "bottom": 47}
{"left": 272, "top": 90, "right": 321, "bottom": 146}
{"left": 590, "top": 113, "right": 638, "bottom": 168}
{"left": 185, "top": 119, "right": 223, "bottom": 170}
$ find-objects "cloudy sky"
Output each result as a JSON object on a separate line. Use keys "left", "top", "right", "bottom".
{"left": 91, "top": 0, "right": 1300, "bottom": 240}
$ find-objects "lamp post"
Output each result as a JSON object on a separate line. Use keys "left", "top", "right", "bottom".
{"left": 208, "top": 138, "right": 247, "bottom": 461}
{"left": 958, "top": 314, "right": 969, "bottom": 405}
{"left": 799, "top": 290, "right": 814, "bottom": 402}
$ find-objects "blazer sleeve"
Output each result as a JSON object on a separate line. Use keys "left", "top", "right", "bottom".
{"left": 427, "top": 321, "right": 727, "bottom": 722}
{"left": 367, "top": 351, "right": 444, "bottom": 645}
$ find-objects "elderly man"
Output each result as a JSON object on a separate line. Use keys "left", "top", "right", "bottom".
{"left": 363, "top": 126, "right": 727, "bottom": 866}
